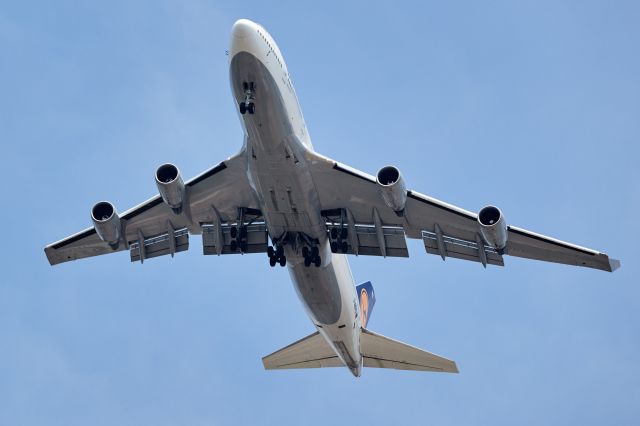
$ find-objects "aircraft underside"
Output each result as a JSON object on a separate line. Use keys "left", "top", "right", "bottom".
{"left": 44, "top": 19, "right": 619, "bottom": 378}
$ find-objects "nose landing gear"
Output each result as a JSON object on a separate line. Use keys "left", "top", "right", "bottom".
{"left": 239, "top": 82, "right": 256, "bottom": 115}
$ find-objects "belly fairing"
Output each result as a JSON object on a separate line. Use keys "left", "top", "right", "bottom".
{"left": 231, "top": 51, "right": 346, "bottom": 325}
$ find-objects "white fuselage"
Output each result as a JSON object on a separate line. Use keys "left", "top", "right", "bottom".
{"left": 229, "top": 19, "right": 362, "bottom": 376}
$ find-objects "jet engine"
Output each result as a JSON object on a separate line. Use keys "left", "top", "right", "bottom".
{"left": 376, "top": 165, "right": 407, "bottom": 215}
{"left": 155, "top": 163, "right": 186, "bottom": 214}
{"left": 477, "top": 205, "right": 508, "bottom": 250}
{"left": 91, "top": 201, "right": 122, "bottom": 247}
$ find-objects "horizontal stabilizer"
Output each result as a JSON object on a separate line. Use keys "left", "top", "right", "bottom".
{"left": 361, "top": 329, "right": 458, "bottom": 373}
{"left": 262, "top": 331, "right": 343, "bottom": 370}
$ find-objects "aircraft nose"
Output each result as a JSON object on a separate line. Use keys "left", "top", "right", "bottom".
{"left": 232, "top": 19, "right": 256, "bottom": 39}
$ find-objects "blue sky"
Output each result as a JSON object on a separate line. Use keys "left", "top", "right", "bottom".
{"left": 1, "top": 1, "right": 639, "bottom": 425}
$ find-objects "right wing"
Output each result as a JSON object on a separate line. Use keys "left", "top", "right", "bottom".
{"left": 307, "top": 152, "right": 619, "bottom": 272}
{"left": 45, "top": 152, "right": 261, "bottom": 265}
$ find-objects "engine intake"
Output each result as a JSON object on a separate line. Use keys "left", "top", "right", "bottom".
{"left": 156, "top": 163, "right": 186, "bottom": 214}
{"left": 477, "top": 205, "right": 507, "bottom": 250}
{"left": 91, "top": 201, "right": 122, "bottom": 247}
{"left": 376, "top": 165, "right": 407, "bottom": 215}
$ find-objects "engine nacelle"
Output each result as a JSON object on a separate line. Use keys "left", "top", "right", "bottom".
{"left": 155, "top": 163, "right": 186, "bottom": 214}
{"left": 376, "top": 165, "right": 407, "bottom": 215}
{"left": 91, "top": 201, "right": 122, "bottom": 247}
{"left": 477, "top": 205, "right": 508, "bottom": 250}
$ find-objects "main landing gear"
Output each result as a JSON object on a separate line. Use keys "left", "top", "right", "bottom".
{"left": 229, "top": 225, "right": 248, "bottom": 253}
{"left": 228, "top": 207, "right": 262, "bottom": 254}
{"left": 239, "top": 82, "right": 256, "bottom": 115}
{"left": 329, "top": 226, "right": 349, "bottom": 253}
{"left": 267, "top": 245, "right": 286, "bottom": 267}
{"left": 267, "top": 232, "right": 322, "bottom": 268}
{"left": 302, "top": 246, "right": 321, "bottom": 268}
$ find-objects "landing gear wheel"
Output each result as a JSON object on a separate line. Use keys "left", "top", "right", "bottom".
{"left": 302, "top": 246, "right": 309, "bottom": 258}
{"left": 341, "top": 228, "right": 348, "bottom": 239}
{"left": 340, "top": 241, "right": 348, "bottom": 253}
{"left": 276, "top": 245, "right": 284, "bottom": 257}
{"left": 239, "top": 227, "right": 248, "bottom": 238}
{"left": 330, "top": 228, "right": 338, "bottom": 239}
{"left": 240, "top": 240, "right": 248, "bottom": 252}
{"left": 230, "top": 226, "right": 238, "bottom": 238}
{"left": 311, "top": 246, "right": 319, "bottom": 258}
{"left": 330, "top": 241, "right": 338, "bottom": 253}
{"left": 267, "top": 246, "right": 275, "bottom": 258}
{"left": 239, "top": 102, "right": 247, "bottom": 115}
{"left": 314, "top": 256, "right": 321, "bottom": 267}
{"left": 269, "top": 256, "right": 277, "bottom": 267}
{"left": 279, "top": 256, "right": 287, "bottom": 267}
{"left": 230, "top": 240, "right": 238, "bottom": 252}
{"left": 247, "top": 102, "right": 255, "bottom": 114}
{"left": 304, "top": 257, "right": 311, "bottom": 267}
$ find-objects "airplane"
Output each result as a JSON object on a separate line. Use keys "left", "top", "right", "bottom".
{"left": 44, "top": 19, "right": 620, "bottom": 377}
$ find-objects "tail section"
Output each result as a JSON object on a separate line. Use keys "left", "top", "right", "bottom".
{"left": 356, "top": 281, "right": 376, "bottom": 328}
{"left": 262, "top": 328, "right": 458, "bottom": 374}
{"left": 262, "top": 280, "right": 457, "bottom": 375}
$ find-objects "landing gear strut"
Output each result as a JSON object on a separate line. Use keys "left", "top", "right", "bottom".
{"left": 239, "top": 82, "right": 256, "bottom": 115}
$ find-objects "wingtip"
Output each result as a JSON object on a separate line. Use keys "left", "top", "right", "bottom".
{"left": 609, "top": 258, "right": 621, "bottom": 272}
{"left": 43, "top": 246, "right": 56, "bottom": 266}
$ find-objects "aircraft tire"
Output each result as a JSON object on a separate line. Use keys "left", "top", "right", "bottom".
{"left": 330, "top": 228, "right": 338, "bottom": 239}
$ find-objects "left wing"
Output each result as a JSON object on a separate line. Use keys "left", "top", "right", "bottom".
{"left": 45, "top": 152, "right": 261, "bottom": 265}
{"left": 306, "top": 151, "right": 619, "bottom": 272}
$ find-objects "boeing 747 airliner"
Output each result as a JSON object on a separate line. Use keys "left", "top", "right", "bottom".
{"left": 45, "top": 19, "right": 619, "bottom": 377}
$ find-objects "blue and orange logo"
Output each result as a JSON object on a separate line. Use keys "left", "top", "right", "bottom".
{"left": 356, "top": 281, "right": 376, "bottom": 328}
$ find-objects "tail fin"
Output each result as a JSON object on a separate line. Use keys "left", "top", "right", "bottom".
{"left": 356, "top": 281, "right": 376, "bottom": 328}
